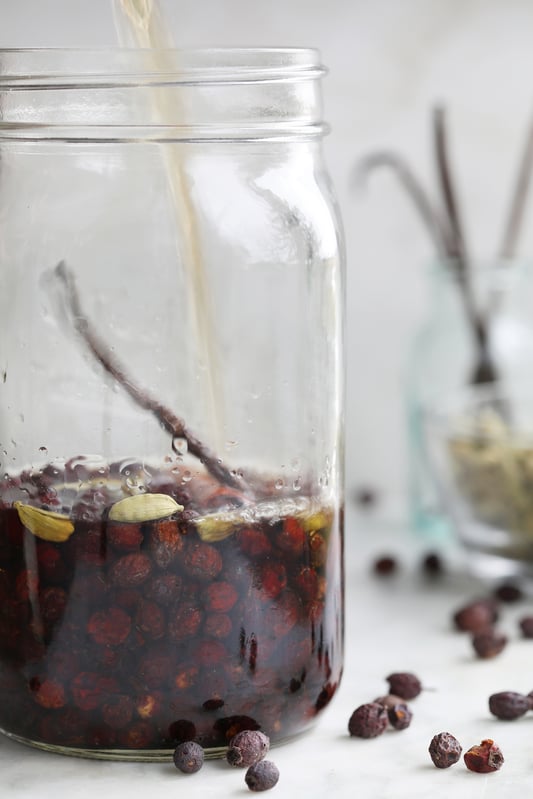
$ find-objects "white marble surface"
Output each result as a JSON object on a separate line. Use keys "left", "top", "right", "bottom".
{"left": 2, "top": 509, "right": 533, "bottom": 798}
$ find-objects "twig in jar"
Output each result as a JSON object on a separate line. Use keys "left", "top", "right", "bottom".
{"left": 54, "top": 261, "right": 242, "bottom": 492}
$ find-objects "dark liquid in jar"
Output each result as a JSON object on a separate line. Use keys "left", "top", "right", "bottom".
{"left": 0, "top": 457, "right": 343, "bottom": 754}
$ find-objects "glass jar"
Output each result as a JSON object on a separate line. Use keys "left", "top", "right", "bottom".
{"left": 406, "top": 258, "right": 533, "bottom": 544}
{"left": 0, "top": 49, "right": 344, "bottom": 759}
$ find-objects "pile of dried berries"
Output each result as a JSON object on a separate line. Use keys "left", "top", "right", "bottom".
{"left": 172, "top": 730, "right": 279, "bottom": 792}
{"left": 429, "top": 733, "right": 504, "bottom": 773}
{"left": 449, "top": 589, "right": 533, "bottom": 659}
{"left": 0, "top": 459, "right": 343, "bottom": 752}
{"left": 348, "top": 673, "right": 419, "bottom": 739}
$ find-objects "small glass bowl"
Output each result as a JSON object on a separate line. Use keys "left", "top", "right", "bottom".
{"left": 424, "top": 383, "right": 533, "bottom": 580}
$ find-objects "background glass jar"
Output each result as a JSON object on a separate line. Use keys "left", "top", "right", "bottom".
{"left": 405, "top": 258, "right": 533, "bottom": 546}
{"left": 0, "top": 49, "right": 345, "bottom": 759}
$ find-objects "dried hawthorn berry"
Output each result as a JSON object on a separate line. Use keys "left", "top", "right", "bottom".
{"left": 173, "top": 740, "right": 205, "bottom": 774}
{"left": 429, "top": 732, "right": 462, "bottom": 768}
{"left": 146, "top": 573, "right": 182, "bottom": 606}
{"left": 183, "top": 541, "right": 223, "bottom": 581}
{"left": 102, "top": 695, "right": 134, "bottom": 729}
{"left": 464, "top": 739, "right": 504, "bottom": 773}
{"left": 107, "top": 522, "right": 143, "bottom": 552}
{"left": 354, "top": 487, "right": 377, "bottom": 508}
{"left": 275, "top": 517, "right": 306, "bottom": 557}
{"left": 226, "top": 730, "right": 270, "bottom": 767}
{"left": 421, "top": 552, "right": 444, "bottom": 576}
{"left": 348, "top": 702, "right": 388, "bottom": 738}
{"left": 168, "top": 599, "right": 202, "bottom": 642}
{"left": 30, "top": 678, "right": 66, "bottom": 709}
{"left": 488, "top": 691, "right": 530, "bottom": 720}
{"left": 493, "top": 582, "right": 523, "bottom": 604}
{"left": 36, "top": 543, "right": 67, "bottom": 583}
{"left": 373, "top": 555, "right": 397, "bottom": 576}
{"left": 205, "top": 581, "right": 238, "bottom": 613}
{"left": 204, "top": 613, "right": 232, "bottom": 639}
{"left": 387, "top": 702, "right": 413, "bottom": 730}
{"left": 453, "top": 598, "right": 498, "bottom": 632}
{"left": 149, "top": 519, "right": 184, "bottom": 569}
{"left": 256, "top": 561, "right": 287, "bottom": 600}
{"left": 519, "top": 615, "right": 533, "bottom": 638}
{"left": 87, "top": 606, "right": 131, "bottom": 646}
{"left": 236, "top": 527, "right": 272, "bottom": 558}
{"left": 110, "top": 553, "right": 152, "bottom": 588}
{"left": 386, "top": 672, "right": 422, "bottom": 700}
{"left": 472, "top": 629, "right": 507, "bottom": 659}
{"left": 135, "top": 600, "right": 165, "bottom": 640}
{"left": 245, "top": 760, "right": 280, "bottom": 792}
{"left": 293, "top": 566, "right": 319, "bottom": 600}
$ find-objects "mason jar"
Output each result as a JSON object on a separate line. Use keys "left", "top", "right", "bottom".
{"left": 0, "top": 48, "right": 345, "bottom": 759}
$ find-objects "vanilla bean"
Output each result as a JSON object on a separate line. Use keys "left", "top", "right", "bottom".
{"left": 54, "top": 261, "right": 241, "bottom": 491}
{"left": 433, "top": 106, "right": 498, "bottom": 385}
{"left": 499, "top": 116, "right": 533, "bottom": 259}
{"left": 354, "top": 151, "right": 453, "bottom": 257}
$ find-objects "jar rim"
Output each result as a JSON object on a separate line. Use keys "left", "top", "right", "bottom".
{"left": 0, "top": 47, "right": 326, "bottom": 88}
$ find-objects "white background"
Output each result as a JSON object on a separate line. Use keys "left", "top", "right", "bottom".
{"left": 3, "top": 0, "right": 533, "bottom": 520}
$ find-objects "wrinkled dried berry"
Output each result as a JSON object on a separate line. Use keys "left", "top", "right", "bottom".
{"left": 348, "top": 702, "right": 388, "bottom": 738}
{"left": 428, "top": 732, "right": 462, "bottom": 768}
{"left": 205, "top": 581, "right": 238, "bottom": 613}
{"left": 421, "top": 552, "right": 444, "bottom": 576}
{"left": 387, "top": 702, "right": 412, "bottom": 730}
{"left": 110, "top": 553, "right": 152, "bottom": 588}
{"left": 183, "top": 541, "right": 223, "bottom": 581}
{"left": 354, "top": 487, "right": 377, "bottom": 508}
{"left": 373, "top": 555, "right": 397, "bottom": 576}
{"left": 245, "top": 760, "right": 280, "bottom": 792}
{"left": 173, "top": 740, "right": 204, "bottom": 774}
{"left": 87, "top": 606, "right": 131, "bottom": 646}
{"left": 102, "top": 695, "right": 134, "bottom": 729}
{"left": 226, "top": 729, "right": 270, "bottom": 767}
{"left": 464, "top": 739, "right": 504, "bottom": 773}
{"left": 488, "top": 691, "right": 530, "bottom": 720}
{"left": 386, "top": 672, "right": 422, "bottom": 700}
{"left": 453, "top": 598, "right": 498, "bottom": 632}
{"left": 107, "top": 523, "right": 143, "bottom": 552}
{"left": 472, "top": 629, "right": 507, "bottom": 659}
{"left": 30, "top": 677, "right": 66, "bottom": 709}
{"left": 519, "top": 615, "right": 533, "bottom": 638}
{"left": 493, "top": 582, "right": 523, "bottom": 604}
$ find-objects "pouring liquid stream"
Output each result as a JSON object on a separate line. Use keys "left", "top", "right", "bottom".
{"left": 113, "top": 0, "right": 226, "bottom": 454}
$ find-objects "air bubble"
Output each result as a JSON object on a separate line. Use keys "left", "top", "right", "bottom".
{"left": 172, "top": 437, "right": 188, "bottom": 456}
{"left": 182, "top": 470, "right": 192, "bottom": 483}
{"left": 275, "top": 479, "right": 284, "bottom": 490}
{"left": 293, "top": 477, "right": 302, "bottom": 491}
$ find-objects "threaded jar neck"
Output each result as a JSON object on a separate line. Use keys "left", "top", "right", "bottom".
{"left": 0, "top": 48, "right": 327, "bottom": 142}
